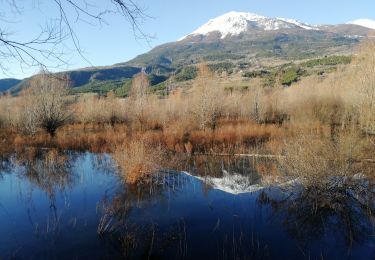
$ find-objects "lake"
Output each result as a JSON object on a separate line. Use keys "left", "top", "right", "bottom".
{"left": 0, "top": 151, "right": 374, "bottom": 259}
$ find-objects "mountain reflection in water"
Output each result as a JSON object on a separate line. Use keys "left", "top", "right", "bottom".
{"left": 0, "top": 151, "right": 373, "bottom": 259}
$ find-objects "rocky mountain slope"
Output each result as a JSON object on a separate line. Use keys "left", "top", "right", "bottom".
{"left": 2, "top": 11, "right": 374, "bottom": 94}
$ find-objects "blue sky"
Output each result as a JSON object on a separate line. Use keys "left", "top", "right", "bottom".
{"left": 1, "top": 0, "right": 375, "bottom": 79}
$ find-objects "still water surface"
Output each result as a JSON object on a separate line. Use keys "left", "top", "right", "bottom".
{"left": 0, "top": 152, "right": 373, "bottom": 259}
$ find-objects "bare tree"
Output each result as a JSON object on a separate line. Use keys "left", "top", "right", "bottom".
{"left": 190, "top": 63, "right": 223, "bottom": 130}
{"left": 21, "top": 72, "right": 71, "bottom": 137}
{"left": 0, "top": 0, "right": 148, "bottom": 73}
{"left": 129, "top": 72, "right": 150, "bottom": 126}
{"left": 18, "top": 94, "right": 40, "bottom": 136}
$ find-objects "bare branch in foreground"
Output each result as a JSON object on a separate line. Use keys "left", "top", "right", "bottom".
{"left": 0, "top": 0, "right": 149, "bottom": 74}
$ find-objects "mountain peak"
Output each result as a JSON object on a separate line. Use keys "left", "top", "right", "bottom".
{"left": 179, "top": 11, "right": 316, "bottom": 40}
{"left": 347, "top": 19, "right": 375, "bottom": 29}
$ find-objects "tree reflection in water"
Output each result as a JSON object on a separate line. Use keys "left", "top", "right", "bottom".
{"left": 96, "top": 156, "right": 280, "bottom": 258}
{"left": 257, "top": 177, "right": 375, "bottom": 253}
{"left": 96, "top": 156, "right": 277, "bottom": 258}
{"left": 2, "top": 151, "right": 372, "bottom": 258}
{"left": 12, "top": 148, "right": 77, "bottom": 235}
{"left": 97, "top": 172, "right": 190, "bottom": 258}
{"left": 0, "top": 155, "right": 13, "bottom": 175}
{"left": 15, "top": 148, "right": 76, "bottom": 199}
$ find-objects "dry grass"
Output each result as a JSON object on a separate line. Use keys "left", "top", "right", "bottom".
{"left": 1, "top": 41, "right": 375, "bottom": 185}
{"left": 113, "top": 136, "right": 167, "bottom": 184}
{"left": 73, "top": 94, "right": 126, "bottom": 125}
{"left": 353, "top": 41, "right": 375, "bottom": 135}
{"left": 279, "top": 129, "right": 372, "bottom": 187}
{"left": 0, "top": 124, "right": 129, "bottom": 155}
{"left": 0, "top": 118, "right": 285, "bottom": 158}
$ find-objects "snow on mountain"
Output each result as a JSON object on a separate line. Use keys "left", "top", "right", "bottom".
{"left": 179, "top": 11, "right": 316, "bottom": 40}
{"left": 276, "top": 18, "right": 317, "bottom": 30}
{"left": 182, "top": 171, "right": 301, "bottom": 195}
{"left": 182, "top": 171, "right": 263, "bottom": 195}
{"left": 347, "top": 19, "right": 375, "bottom": 30}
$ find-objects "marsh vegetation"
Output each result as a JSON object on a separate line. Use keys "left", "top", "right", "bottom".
{"left": 1, "top": 42, "right": 374, "bottom": 182}
{"left": 0, "top": 41, "right": 374, "bottom": 258}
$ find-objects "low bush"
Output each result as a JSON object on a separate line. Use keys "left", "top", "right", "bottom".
{"left": 279, "top": 130, "right": 369, "bottom": 187}
{"left": 113, "top": 137, "right": 167, "bottom": 184}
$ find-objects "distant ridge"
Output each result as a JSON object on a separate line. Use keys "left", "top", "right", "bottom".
{"left": 2, "top": 11, "right": 373, "bottom": 94}
{"left": 347, "top": 19, "right": 375, "bottom": 30}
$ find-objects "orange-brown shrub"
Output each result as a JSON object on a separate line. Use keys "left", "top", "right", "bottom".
{"left": 113, "top": 136, "right": 166, "bottom": 184}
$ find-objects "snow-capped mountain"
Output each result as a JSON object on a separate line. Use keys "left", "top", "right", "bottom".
{"left": 5, "top": 12, "right": 372, "bottom": 92}
{"left": 183, "top": 171, "right": 263, "bottom": 195}
{"left": 180, "top": 11, "right": 316, "bottom": 40}
{"left": 347, "top": 19, "right": 375, "bottom": 30}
